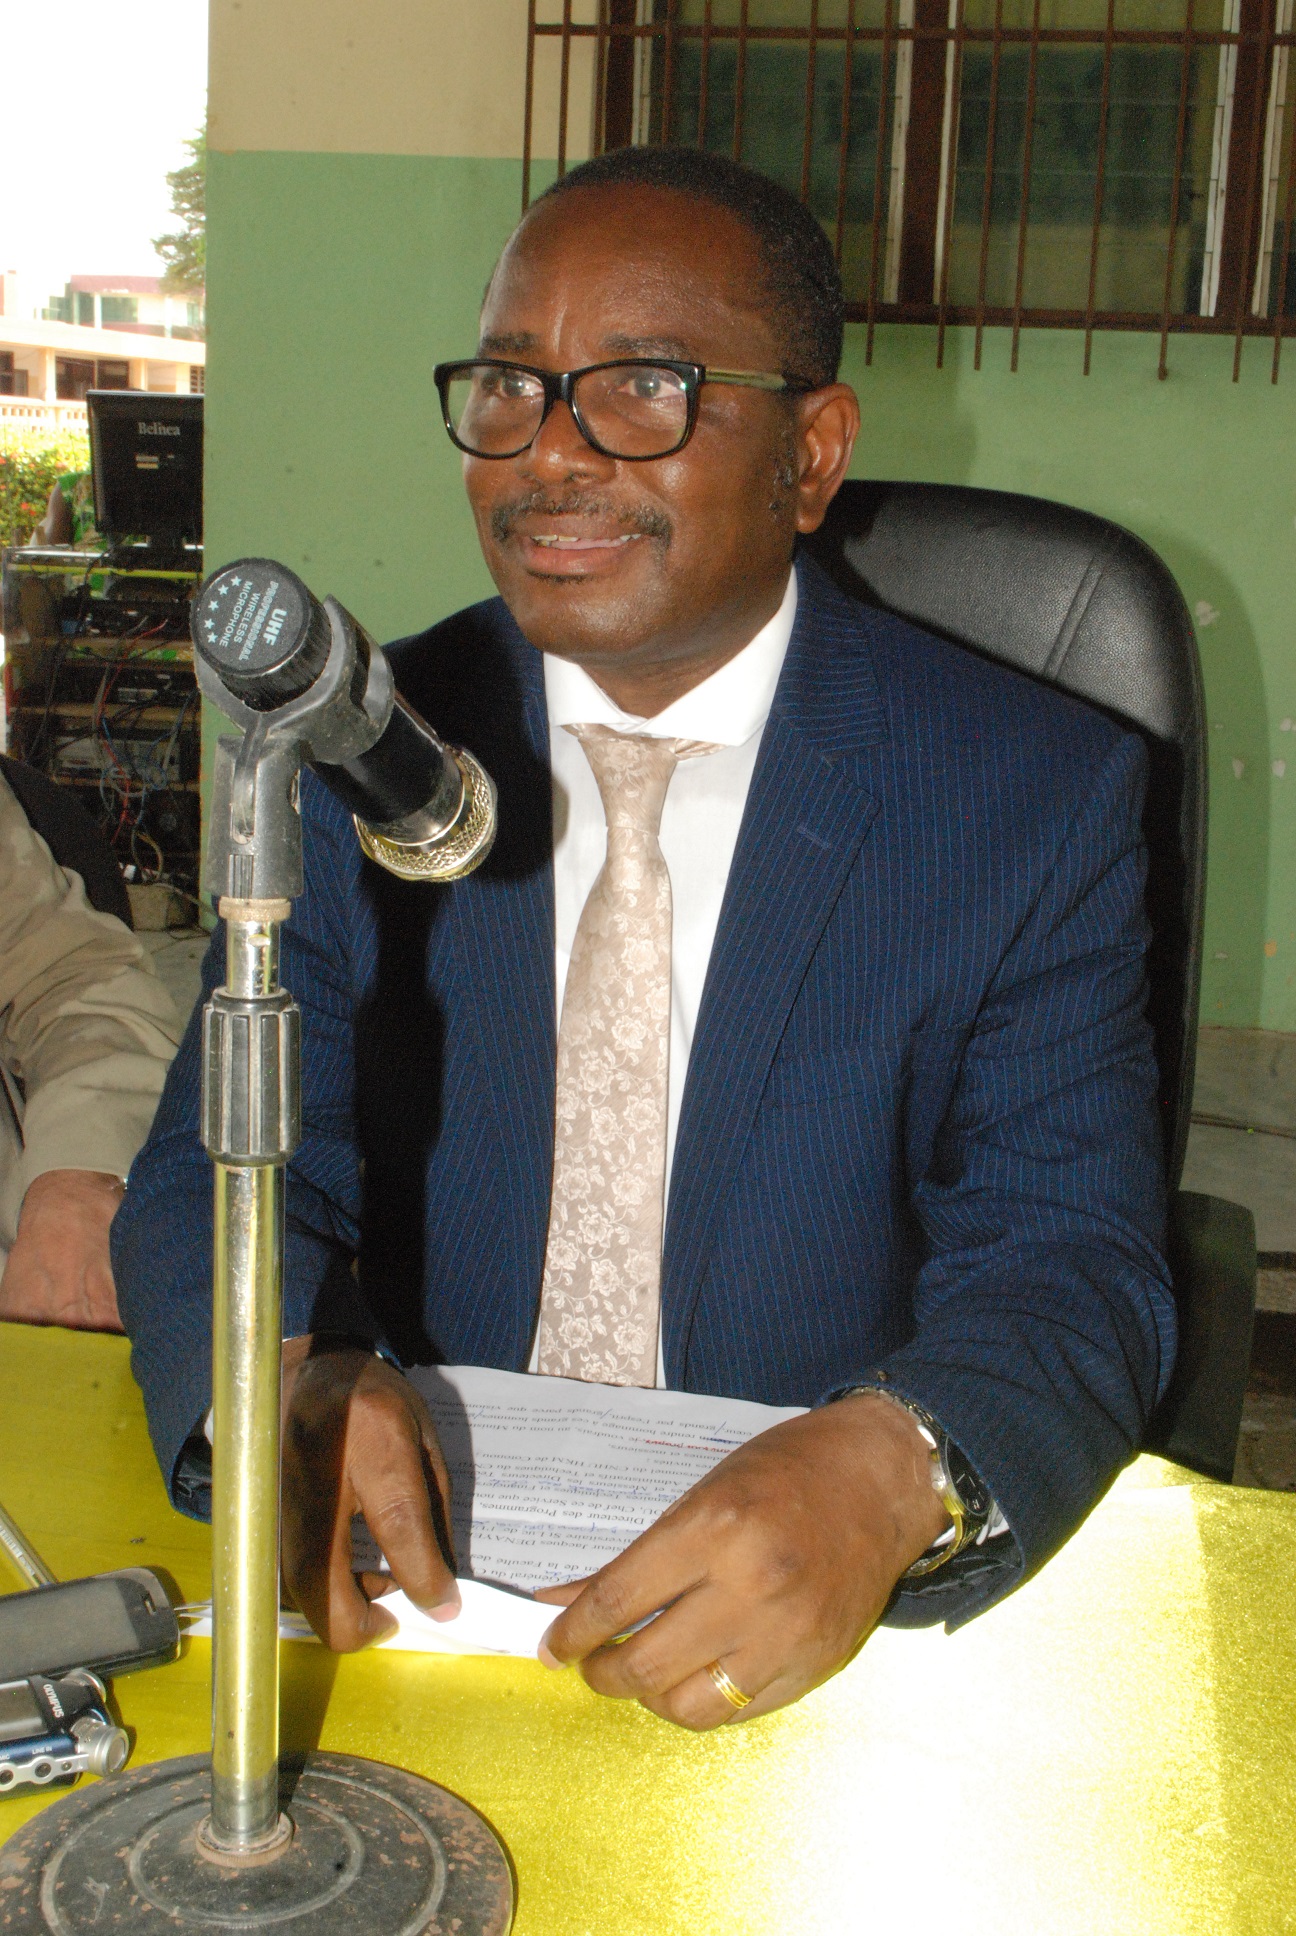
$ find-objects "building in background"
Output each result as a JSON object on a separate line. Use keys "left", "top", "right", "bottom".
{"left": 43, "top": 274, "right": 204, "bottom": 340}
{"left": 0, "top": 271, "right": 205, "bottom": 429}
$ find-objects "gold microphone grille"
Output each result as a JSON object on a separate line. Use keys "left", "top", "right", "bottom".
{"left": 354, "top": 748, "right": 497, "bottom": 883}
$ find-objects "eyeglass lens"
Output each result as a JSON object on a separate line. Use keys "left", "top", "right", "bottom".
{"left": 445, "top": 362, "right": 691, "bottom": 458}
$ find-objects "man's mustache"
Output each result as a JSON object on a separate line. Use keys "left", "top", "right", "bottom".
{"left": 489, "top": 493, "right": 672, "bottom": 546}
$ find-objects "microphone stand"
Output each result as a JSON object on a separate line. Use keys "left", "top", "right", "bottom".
{"left": 202, "top": 892, "right": 296, "bottom": 1861}
{"left": 0, "top": 585, "right": 512, "bottom": 1935}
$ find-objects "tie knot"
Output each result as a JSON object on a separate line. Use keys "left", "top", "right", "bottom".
{"left": 566, "top": 724, "right": 719, "bottom": 837}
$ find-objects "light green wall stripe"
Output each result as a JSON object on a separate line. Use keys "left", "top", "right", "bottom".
{"left": 205, "top": 149, "right": 1295, "bottom": 1028}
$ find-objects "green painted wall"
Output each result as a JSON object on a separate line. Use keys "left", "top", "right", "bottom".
{"left": 206, "top": 149, "right": 1295, "bottom": 1027}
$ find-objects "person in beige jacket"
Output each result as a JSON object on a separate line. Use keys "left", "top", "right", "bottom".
{"left": 0, "top": 771, "right": 181, "bottom": 1331}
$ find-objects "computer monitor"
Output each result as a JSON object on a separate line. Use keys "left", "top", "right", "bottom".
{"left": 87, "top": 389, "right": 203, "bottom": 557}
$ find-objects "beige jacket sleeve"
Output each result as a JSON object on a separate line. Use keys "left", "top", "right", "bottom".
{"left": 0, "top": 773, "right": 182, "bottom": 1217}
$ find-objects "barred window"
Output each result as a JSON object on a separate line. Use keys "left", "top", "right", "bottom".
{"left": 523, "top": 1, "right": 1296, "bottom": 379}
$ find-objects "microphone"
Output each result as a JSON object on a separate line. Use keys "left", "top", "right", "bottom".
{"left": 191, "top": 558, "right": 496, "bottom": 882}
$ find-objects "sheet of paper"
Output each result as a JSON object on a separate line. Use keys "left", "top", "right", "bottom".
{"left": 183, "top": 1578, "right": 553, "bottom": 1658}
{"left": 186, "top": 1369, "right": 804, "bottom": 1658}
{"left": 393, "top": 1364, "right": 806, "bottom": 1595}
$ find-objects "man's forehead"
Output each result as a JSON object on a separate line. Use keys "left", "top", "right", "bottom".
{"left": 479, "top": 186, "right": 775, "bottom": 355}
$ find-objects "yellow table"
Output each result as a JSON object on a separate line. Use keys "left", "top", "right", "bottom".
{"left": 1, "top": 1323, "right": 1293, "bottom": 1935}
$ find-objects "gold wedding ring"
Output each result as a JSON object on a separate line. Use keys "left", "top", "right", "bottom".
{"left": 705, "top": 1661, "right": 752, "bottom": 1711}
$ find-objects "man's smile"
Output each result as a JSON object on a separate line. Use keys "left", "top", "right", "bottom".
{"left": 487, "top": 494, "right": 672, "bottom": 579}
{"left": 530, "top": 532, "right": 639, "bottom": 548}
{"left": 516, "top": 525, "right": 651, "bottom": 576}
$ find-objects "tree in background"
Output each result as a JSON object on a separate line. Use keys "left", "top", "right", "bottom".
{"left": 153, "top": 124, "right": 206, "bottom": 294}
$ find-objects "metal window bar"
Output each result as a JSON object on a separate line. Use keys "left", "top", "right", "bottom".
{"left": 800, "top": 0, "right": 819, "bottom": 206}
{"left": 557, "top": 0, "right": 574, "bottom": 179}
{"left": 834, "top": 0, "right": 858, "bottom": 272}
{"left": 1158, "top": 0, "right": 1198, "bottom": 381}
{"left": 1254, "top": 0, "right": 1294, "bottom": 314}
{"left": 882, "top": 0, "right": 917, "bottom": 309}
{"left": 866, "top": 0, "right": 899, "bottom": 363}
{"left": 1231, "top": 0, "right": 1279, "bottom": 377}
{"left": 1267, "top": 0, "right": 1296, "bottom": 372}
{"left": 524, "top": 2, "right": 1296, "bottom": 376}
{"left": 1081, "top": 0, "right": 1116, "bottom": 377}
{"left": 1201, "top": 0, "right": 1242, "bottom": 318}
{"left": 698, "top": 0, "right": 713, "bottom": 147}
{"left": 972, "top": 0, "right": 1006, "bottom": 372}
{"left": 595, "top": 3, "right": 611, "bottom": 153}
{"left": 934, "top": 0, "right": 966, "bottom": 369}
{"left": 1009, "top": 0, "right": 1043, "bottom": 374}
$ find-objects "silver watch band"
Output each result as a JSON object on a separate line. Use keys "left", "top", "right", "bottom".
{"left": 834, "top": 1384, "right": 990, "bottom": 1577}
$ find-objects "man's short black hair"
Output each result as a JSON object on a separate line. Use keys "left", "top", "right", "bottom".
{"left": 539, "top": 146, "right": 845, "bottom": 388}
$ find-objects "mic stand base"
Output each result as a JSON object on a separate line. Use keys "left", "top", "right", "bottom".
{"left": 0, "top": 1749, "right": 514, "bottom": 1935}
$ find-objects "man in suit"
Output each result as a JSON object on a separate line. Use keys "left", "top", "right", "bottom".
{"left": 115, "top": 146, "right": 1174, "bottom": 1731}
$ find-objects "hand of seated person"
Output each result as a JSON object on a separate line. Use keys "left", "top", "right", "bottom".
{"left": 0, "top": 1169, "right": 125, "bottom": 1331}
{"left": 533, "top": 1392, "right": 949, "bottom": 1730}
{"left": 279, "top": 1336, "right": 461, "bottom": 1649}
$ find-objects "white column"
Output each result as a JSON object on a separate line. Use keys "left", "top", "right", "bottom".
{"left": 36, "top": 348, "right": 57, "bottom": 401}
{"left": 128, "top": 357, "right": 149, "bottom": 391}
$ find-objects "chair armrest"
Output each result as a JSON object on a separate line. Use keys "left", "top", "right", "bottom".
{"left": 1143, "top": 1191, "right": 1257, "bottom": 1483}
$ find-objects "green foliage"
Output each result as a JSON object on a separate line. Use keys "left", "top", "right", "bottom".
{"left": 154, "top": 125, "right": 206, "bottom": 295}
{"left": 0, "top": 430, "right": 91, "bottom": 549}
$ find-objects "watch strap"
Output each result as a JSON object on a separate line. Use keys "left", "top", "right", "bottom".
{"left": 835, "top": 1384, "right": 992, "bottom": 1577}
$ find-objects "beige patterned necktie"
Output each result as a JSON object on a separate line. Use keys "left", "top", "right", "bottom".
{"left": 536, "top": 725, "right": 720, "bottom": 1386}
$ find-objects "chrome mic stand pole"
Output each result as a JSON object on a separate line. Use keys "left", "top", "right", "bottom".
{"left": 199, "top": 895, "right": 297, "bottom": 1861}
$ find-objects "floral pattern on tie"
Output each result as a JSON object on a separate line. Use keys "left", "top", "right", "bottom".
{"left": 536, "top": 725, "right": 720, "bottom": 1386}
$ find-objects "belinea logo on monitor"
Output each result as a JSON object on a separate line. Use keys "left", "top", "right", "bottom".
{"left": 137, "top": 421, "right": 182, "bottom": 436}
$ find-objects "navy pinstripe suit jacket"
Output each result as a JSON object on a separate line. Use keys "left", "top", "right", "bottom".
{"left": 114, "top": 555, "right": 1175, "bottom": 1626}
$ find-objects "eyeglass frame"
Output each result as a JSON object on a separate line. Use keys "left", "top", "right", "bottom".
{"left": 432, "top": 356, "right": 816, "bottom": 462}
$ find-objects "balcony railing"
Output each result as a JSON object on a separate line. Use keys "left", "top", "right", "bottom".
{"left": 0, "top": 399, "right": 90, "bottom": 432}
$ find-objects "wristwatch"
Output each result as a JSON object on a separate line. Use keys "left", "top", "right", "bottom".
{"left": 836, "top": 1384, "right": 992, "bottom": 1577}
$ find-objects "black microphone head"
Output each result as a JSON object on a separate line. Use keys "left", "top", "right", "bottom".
{"left": 192, "top": 558, "right": 333, "bottom": 711}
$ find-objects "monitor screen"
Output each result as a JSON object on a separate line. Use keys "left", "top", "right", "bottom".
{"left": 87, "top": 389, "right": 203, "bottom": 551}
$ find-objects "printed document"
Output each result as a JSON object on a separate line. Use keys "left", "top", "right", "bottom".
{"left": 187, "top": 1366, "right": 803, "bottom": 1658}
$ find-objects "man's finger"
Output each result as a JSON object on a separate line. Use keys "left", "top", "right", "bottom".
{"left": 416, "top": 1426, "right": 459, "bottom": 1578}
{"left": 639, "top": 1659, "right": 796, "bottom": 1732}
{"left": 532, "top": 1577, "right": 592, "bottom": 1608}
{"left": 357, "top": 1569, "right": 400, "bottom": 1601}
{"left": 351, "top": 1437, "right": 460, "bottom": 1621}
{"left": 540, "top": 1518, "right": 708, "bottom": 1663}
{"left": 291, "top": 1512, "right": 398, "bottom": 1651}
{"left": 573, "top": 1580, "right": 753, "bottom": 1703}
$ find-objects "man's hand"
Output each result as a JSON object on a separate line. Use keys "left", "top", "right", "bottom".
{"left": 280, "top": 1337, "right": 460, "bottom": 1651}
{"left": 535, "top": 1393, "right": 949, "bottom": 1730}
{"left": 0, "top": 1169, "right": 125, "bottom": 1331}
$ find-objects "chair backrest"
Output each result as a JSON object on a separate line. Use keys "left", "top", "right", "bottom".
{"left": 804, "top": 481, "right": 1206, "bottom": 1191}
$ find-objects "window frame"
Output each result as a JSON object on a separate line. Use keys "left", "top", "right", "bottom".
{"left": 523, "top": 0, "right": 1296, "bottom": 380}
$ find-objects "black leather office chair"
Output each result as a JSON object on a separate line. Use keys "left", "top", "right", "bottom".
{"left": 805, "top": 481, "right": 1257, "bottom": 1484}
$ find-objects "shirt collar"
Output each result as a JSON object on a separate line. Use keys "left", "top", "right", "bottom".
{"left": 543, "top": 565, "right": 797, "bottom": 748}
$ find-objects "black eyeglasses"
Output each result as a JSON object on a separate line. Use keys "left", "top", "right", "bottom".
{"left": 432, "top": 358, "right": 812, "bottom": 462}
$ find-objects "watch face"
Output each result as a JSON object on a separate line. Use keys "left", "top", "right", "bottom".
{"left": 943, "top": 1438, "right": 993, "bottom": 1521}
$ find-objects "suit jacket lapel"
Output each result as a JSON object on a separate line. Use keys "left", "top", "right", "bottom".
{"left": 451, "top": 612, "right": 557, "bottom": 1347}
{"left": 662, "top": 560, "right": 888, "bottom": 1380}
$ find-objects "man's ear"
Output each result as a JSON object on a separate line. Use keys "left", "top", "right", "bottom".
{"left": 793, "top": 384, "right": 861, "bottom": 535}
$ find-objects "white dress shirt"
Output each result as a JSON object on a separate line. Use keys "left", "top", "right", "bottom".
{"left": 526, "top": 567, "right": 798, "bottom": 1383}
